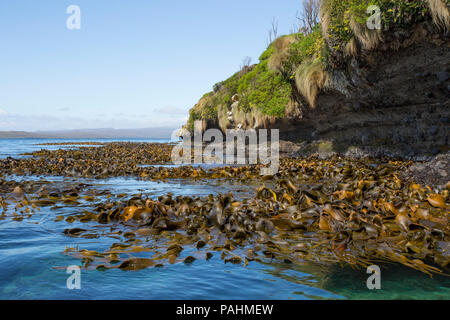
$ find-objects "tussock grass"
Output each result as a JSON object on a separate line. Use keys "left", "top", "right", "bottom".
{"left": 427, "top": 0, "right": 450, "bottom": 30}
{"left": 267, "top": 35, "right": 297, "bottom": 73}
{"left": 344, "top": 37, "right": 359, "bottom": 57}
{"left": 320, "top": 0, "right": 332, "bottom": 40}
{"left": 295, "top": 58, "right": 329, "bottom": 108}
{"left": 348, "top": 14, "right": 383, "bottom": 50}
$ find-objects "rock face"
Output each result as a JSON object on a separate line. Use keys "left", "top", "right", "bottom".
{"left": 188, "top": 22, "right": 449, "bottom": 159}
{"left": 403, "top": 152, "right": 450, "bottom": 187}
{"left": 278, "top": 30, "right": 450, "bottom": 158}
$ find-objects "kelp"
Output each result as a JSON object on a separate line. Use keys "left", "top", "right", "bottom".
{"left": 1, "top": 143, "right": 448, "bottom": 275}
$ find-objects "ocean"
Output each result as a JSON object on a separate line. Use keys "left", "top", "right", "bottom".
{"left": 0, "top": 138, "right": 448, "bottom": 299}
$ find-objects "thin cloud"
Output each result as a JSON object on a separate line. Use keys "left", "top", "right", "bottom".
{"left": 154, "top": 106, "right": 187, "bottom": 115}
{"left": 0, "top": 111, "right": 187, "bottom": 131}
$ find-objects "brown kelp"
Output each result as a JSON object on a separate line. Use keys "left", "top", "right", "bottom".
{"left": 0, "top": 143, "right": 448, "bottom": 275}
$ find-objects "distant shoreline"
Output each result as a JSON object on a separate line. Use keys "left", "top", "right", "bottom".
{"left": 0, "top": 127, "right": 177, "bottom": 140}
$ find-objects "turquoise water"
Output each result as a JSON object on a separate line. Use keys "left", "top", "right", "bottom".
{"left": 0, "top": 138, "right": 449, "bottom": 300}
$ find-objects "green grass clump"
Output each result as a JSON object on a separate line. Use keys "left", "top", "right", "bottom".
{"left": 283, "top": 27, "right": 327, "bottom": 77}
{"left": 325, "top": 0, "right": 431, "bottom": 52}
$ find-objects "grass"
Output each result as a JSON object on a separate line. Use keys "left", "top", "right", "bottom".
{"left": 295, "top": 58, "right": 329, "bottom": 108}
{"left": 427, "top": 0, "right": 450, "bottom": 30}
{"left": 187, "top": 0, "right": 449, "bottom": 129}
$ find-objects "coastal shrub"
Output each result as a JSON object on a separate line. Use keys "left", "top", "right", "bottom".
{"left": 284, "top": 27, "right": 327, "bottom": 77}
{"left": 234, "top": 59, "right": 291, "bottom": 117}
{"left": 187, "top": 109, "right": 200, "bottom": 130}
{"left": 259, "top": 44, "right": 276, "bottom": 61}
{"left": 322, "top": 0, "right": 434, "bottom": 52}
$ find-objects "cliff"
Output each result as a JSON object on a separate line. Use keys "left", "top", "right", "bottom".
{"left": 185, "top": 0, "right": 450, "bottom": 158}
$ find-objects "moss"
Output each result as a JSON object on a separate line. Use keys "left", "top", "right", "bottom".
{"left": 325, "top": 0, "right": 431, "bottom": 52}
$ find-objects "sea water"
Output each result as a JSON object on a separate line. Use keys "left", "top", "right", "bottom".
{"left": 0, "top": 138, "right": 448, "bottom": 300}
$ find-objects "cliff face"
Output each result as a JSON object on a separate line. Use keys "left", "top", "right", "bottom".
{"left": 185, "top": 0, "right": 450, "bottom": 158}
{"left": 283, "top": 26, "right": 450, "bottom": 157}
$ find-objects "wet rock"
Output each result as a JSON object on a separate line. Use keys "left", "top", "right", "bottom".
{"left": 429, "top": 126, "right": 438, "bottom": 135}
{"left": 279, "top": 140, "right": 301, "bottom": 155}
{"left": 436, "top": 71, "right": 450, "bottom": 82}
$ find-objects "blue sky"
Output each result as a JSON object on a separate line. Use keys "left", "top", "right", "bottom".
{"left": 0, "top": 0, "right": 302, "bottom": 131}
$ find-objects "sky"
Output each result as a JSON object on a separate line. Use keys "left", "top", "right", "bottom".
{"left": 0, "top": 0, "right": 303, "bottom": 131}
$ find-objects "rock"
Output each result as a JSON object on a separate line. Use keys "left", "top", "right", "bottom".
{"left": 12, "top": 186, "right": 24, "bottom": 197}
{"left": 279, "top": 140, "right": 301, "bottom": 155}
{"left": 419, "top": 132, "right": 425, "bottom": 140}
{"left": 367, "top": 72, "right": 377, "bottom": 83}
{"left": 352, "top": 102, "right": 361, "bottom": 111}
{"left": 361, "top": 133, "right": 371, "bottom": 145}
{"left": 429, "top": 126, "right": 438, "bottom": 135}
{"left": 436, "top": 71, "right": 450, "bottom": 82}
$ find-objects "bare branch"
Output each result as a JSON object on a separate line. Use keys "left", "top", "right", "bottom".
{"left": 267, "top": 17, "right": 279, "bottom": 46}
{"left": 240, "top": 56, "right": 252, "bottom": 71}
{"left": 296, "top": 0, "right": 321, "bottom": 35}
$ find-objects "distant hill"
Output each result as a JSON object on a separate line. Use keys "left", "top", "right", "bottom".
{"left": 0, "top": 127, "right": 176, "bottom": 139}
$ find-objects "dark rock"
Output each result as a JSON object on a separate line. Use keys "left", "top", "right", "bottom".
{"left": 419, "top": 132, "right": 425, "bottom": 140}
{"left": 429, "top": 126, "right": 438, "bottom": 135}
{"left": 402, "top": 117, "right": 410, "bottom": 125}
{"left": 352, "top": 102, "right": 361, "bottom": 111}
{"left": 361, "top": 133, "right": 371, "bottom": 145}
{"left": 367, "top": 73, "right": 377, "bottom": 84}
{"left": 436, "top": 71, "right": 450, "bottom": 82}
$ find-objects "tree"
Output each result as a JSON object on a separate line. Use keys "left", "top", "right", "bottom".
{"left": 296, "top": 0, "right": 321, "bottom": 35}
{"left": 267, "top": 17, "right": 279, "bottom": 45}
{"left": 240, "top": 56, "right": 252, "bottom": 71}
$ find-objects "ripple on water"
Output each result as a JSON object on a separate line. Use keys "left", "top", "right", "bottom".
{"left": 1, "top": 139, "right": 449, "bottom": 299}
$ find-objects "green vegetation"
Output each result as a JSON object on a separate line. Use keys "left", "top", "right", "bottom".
{"left": 324, "top": 0, "right": 432, "bottom": 52}
{"left": 187, "top": 0, "right": 448, "bottom": 128}
{"left": 283, "top": 27, "right": 327, "bottom": 77}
